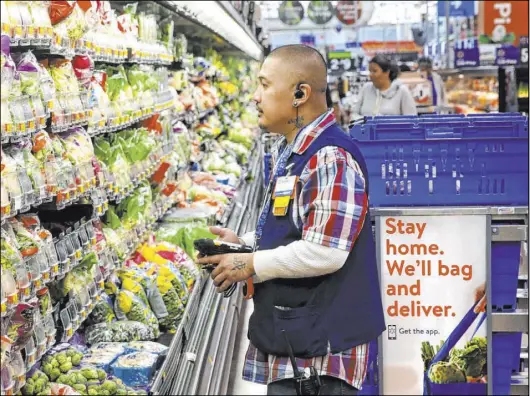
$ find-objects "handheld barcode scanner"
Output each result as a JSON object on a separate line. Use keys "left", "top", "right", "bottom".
{"left": 194, "top": 239, "right": 255, "bottom": 299}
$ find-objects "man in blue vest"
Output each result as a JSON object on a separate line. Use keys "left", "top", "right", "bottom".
{"left": 197, "top": 44, "right": 385, "bottom": 395}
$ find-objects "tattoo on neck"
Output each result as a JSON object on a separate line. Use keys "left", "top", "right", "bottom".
{"left": 288, "top": 116, "right": 305, "bottom": 128}
{"left": 232, "top": 256, "right": 247, "bottom": 271}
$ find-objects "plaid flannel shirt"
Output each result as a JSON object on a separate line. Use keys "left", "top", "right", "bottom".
{"left": 243, "top": 110, "right": 370, "bottom": 389}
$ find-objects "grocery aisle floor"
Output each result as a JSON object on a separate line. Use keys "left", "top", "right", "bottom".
{"left": 227, "top": 300, "right": 267, "bottom": 395}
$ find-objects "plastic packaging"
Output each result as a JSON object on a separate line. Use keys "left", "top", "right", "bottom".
{"left": 125, "top": 341, "right": 168, "bottom": 355}
{"left": 85, "top": 320, "right": 156, "bottom": 345}
{"left": 110, "top": 351, "right": 159, "bottom": 387}
{"left": 9, "top": 349, "right": 25, "bottom": 393}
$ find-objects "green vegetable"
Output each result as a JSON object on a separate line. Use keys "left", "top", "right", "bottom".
{"left": 71, "top": 354, "right": 82, "bottom": 366}
{"left": 428, "top": 361, "right": 466, "bottom": 384}
{"left": 80, "top": 368, "right": 99, "bottom": 381}
{"left": 50, "top": 367, "right": 61, "bottom": 381}
{"left": 449, "top": 337, "right": 487, "bottom": 378}
{"left": 102, "top": 380, "right": 118, "bottom": 394}
{"left": 60, "top": 361, "right": 73, "bottom": 373}
{"left": 97, "top": 368, "right": 107, "bottom": 382}
{"left": 73, "top": 384, "right": 87, "bottom": 393}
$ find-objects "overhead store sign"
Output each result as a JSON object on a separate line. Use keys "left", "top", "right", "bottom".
{"left": 480, "top": 0, "right": 529, "bottom": 45}
{"left": 307, "top": 1, "right": 334, "bottom": 25}
{"left": 379, "top": 215, "right": 487, "bottom": 395}
{"left": 278, "top": 1, "right": 304, "bottom": 26}
{"left": 300, "top": 34, "right": 316, "bottom": 46}
{"left": 361, "top": 41, "right": 423, "bottom": 58}
{"left": 454, "top": 38, "right": 480, "bottom": 67}
{"left": 437, "top": 0, "right": 476, "bottom": 17}
{"left": 327, "top": 50, "right": 364, "bottom": 75}
{"left": 335, "top": 0, "right": 374, "bottom": 27}
{"left": 495, "top": 45, "right": 520, "bottom": 66}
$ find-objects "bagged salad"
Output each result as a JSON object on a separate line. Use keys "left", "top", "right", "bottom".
{"left": 85, "top": 320, "right": 156, "bottom": 345}
{"left": 114, "top": 290, "right": 159, "bottom": 338}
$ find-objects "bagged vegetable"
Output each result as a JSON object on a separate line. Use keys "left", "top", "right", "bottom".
{"left": 156, "top": 274, "right": 184, "bottom": 331}
{"left": 114, "top": 290, "right": 159, "bottom": 338}
{"left": 87, "top": 292, "right": 116, "bottom": 325}
{"left": 125, "top": 341, "right": 168, "bottom": 355}
{"left": 7, "top": 302, "right": 37, "bottom": 350}
{"left": 117, "top": 269, "right": 168, "bottom": 320}
{"left": 85, "top": 321, "right": 155, "bottom": 345}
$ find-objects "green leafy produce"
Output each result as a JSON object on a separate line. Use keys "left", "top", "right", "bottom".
{"left": 449, "top": 337, "right": 487, "bottom": 378}
{"left": 89, "top": 292, "right": 116, "bottom": 325}
{"left": 86, "top": 320, "right": 156, "bottom": 344}
{"left": 1, "top": 232, "right": 23, "bottom": 277}
{"left": 157, "top": 274, "right": 184, "bottom": 330}
{"left": 155, "top": 223, "right": 216, "bottom": 259}
{"left": 116, "top": 290, "right": 160, "bottom": 337}
{"left": 428, "top": 361, "right": 466, "bottom": 384}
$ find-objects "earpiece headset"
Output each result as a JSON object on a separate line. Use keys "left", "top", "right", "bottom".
{"left": 294, "top": 83, "right": 304, "bottom": 99}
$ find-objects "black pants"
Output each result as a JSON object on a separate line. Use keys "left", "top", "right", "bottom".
{"left": 267, "top": 376, "right": 359, "bottom": 396}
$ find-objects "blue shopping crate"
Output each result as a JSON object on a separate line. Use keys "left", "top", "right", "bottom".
{"left": 492, "top": 332, "right": 523, "bottom": 395}
{"left": 350, "top": 115, "right": 529, "bottom": 207}
{"left": 491, "top": 242, "right": 521, "bottom": 312}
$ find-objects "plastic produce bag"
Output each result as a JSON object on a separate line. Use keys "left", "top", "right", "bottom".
{"left": 125, "top": 341, "right": 168, "bottom": 355}
{"left": 7, "top": 302, "right": 37, "bottom": 350}
{"left": 85, "top": 321, "right": 156, "bottom": 345}
{"left": 114, "top": 290, "right": 159, "bottom": 338}
{"left": 88, "top": 292, "right": 116, "bottom": 325}
{"left": 156, "top": 274, "right": 184, "bottom": 331}
{"left": 110, "top": 351, "right": 159, "bottom": 387}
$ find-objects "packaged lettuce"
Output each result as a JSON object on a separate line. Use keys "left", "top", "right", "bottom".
{"left": 85, "top": 321, "right": 155, "bottom": 345}
{"left": 88, "top": 292, "right": 116, "bottom": 325}
{"left": 115, "top": 290, "right": 159, "bottom": 338}
{"left": 156, "top": 274, "right": 184, "bottom": 331}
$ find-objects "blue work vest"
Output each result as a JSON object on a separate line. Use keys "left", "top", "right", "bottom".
{"left": 248, "top": 124, "right": 386, "bottom": 358}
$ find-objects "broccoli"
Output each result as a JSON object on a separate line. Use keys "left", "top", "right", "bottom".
{"left": 57, "top": 374, "right": 69, "bottom": 384}
{"left": 72, "top": 353, "right": 83, "bottom": 366}
{"left": 102, "top": 380, "right": 118, "bottom": 394}
{"left": 88, "top": 390, "right": 99, "bottom": 396}
{"left": 66, "top": 349, "right": 76, "bottom": 358}
{"left": 60, "top": 361, "right": 73, "bottom": 373}
{"left": 73, "top": 383, "right": 87, "bottom": 392}
{"left": 50, "top": 367, "right": 62, "bottom": 381}
{"left": 56, "top": 353, "right": 67, "bottom": 365}
{"left": 23, "top": 383, "right": 35, "bottom": 394}
{"left": 81, "top": 368, "right": 99, "bottom": 381}
{"left": 97, "top": 369, "right": 107, "bottom": 381}
{"left": 428, "top": 361, "right": 466, "bottom": 384}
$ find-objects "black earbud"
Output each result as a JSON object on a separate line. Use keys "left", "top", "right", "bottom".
{"left": 294, "top": 83, "right": 304, "bottom": 99}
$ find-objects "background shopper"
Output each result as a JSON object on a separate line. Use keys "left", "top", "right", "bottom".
{"left": 418, "top": 56, "right": 447, "bottom": 107}
{"left": 353, "top": 54, "right": 417, "bottom": 116}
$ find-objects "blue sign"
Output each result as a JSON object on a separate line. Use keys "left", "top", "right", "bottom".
{"left": 495, "top": 46, "right": 520, "bottom": 66}
{"left": 300, "top": 34, "right": 316, "bottom": 46}
{"left": 454, "top": 46, "right": 480, "bottom": 68}
{"left": 346, "top": 42, "right": 361, "bottom": 49}
{"left": 437, "top": 1, "right": 475, "bottom": 18}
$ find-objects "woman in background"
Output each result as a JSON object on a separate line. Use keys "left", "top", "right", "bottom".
{"left": 353, "top": 54, "right": 417, "bottom": 116}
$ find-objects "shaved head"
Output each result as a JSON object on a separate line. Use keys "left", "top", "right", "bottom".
{"left": 253, "top": 44, "right": 330, "bottom": 139}
{"left": 267, "top": 45, "right": 328, "bottom": 93}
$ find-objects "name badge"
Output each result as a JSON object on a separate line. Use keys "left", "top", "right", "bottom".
{"left": 272, "top": 176, "right": 297, "bottom": 216}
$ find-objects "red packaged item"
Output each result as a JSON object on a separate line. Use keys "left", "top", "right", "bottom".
{"left": 7, "top": 302, "right": 37, "bottom": 350}
{"left": 49, "top": 0, "right": 75, "bottom": 25}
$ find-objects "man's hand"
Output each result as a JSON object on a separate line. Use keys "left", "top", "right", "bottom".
{"left": 209, "top": 226, "right": 241, "bottom": 244}
{"left": 197, "top": 253, "right": 255, "bottom": 293}
{"left": 474, "top": 283, "right": 486, "bottom": 313}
